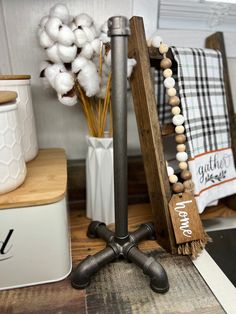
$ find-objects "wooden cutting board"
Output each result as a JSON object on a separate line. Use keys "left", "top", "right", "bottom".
{"left": 0, "top": 148, "right": 67, "bottom": 209}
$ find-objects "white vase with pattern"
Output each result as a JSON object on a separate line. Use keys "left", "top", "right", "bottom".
{"left": 86, "top": 136, "right": 115, "bottom": 225}
{"left": 0, "top": 101, "right": 27, "bottom": 194}
{"left": 0, "top": 76, "right": 38, "bottom": 162}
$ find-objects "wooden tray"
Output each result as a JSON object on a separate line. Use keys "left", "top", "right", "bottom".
{"left": 0, "top": 148, "right": 67, "bottom": 209}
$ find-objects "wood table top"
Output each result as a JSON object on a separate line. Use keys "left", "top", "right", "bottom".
{"left": 0, "top": 148, "right": 67, "bottom": 209}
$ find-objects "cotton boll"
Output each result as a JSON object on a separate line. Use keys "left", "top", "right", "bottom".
{"left": 58, "top": 93, "right": 78, "bottom": 106}
{"left": 45, "top": 63, "right": 66, "bottom": 87}
{"left": 83, "top": 26, "right": 97, "bottom": 42}
{"left": 69, "top": 20, "right": 77, "bottom": 31}
{"left": 127, "top": 58, "right": 137, "bottom": 78}
{"left": 57, "top": 25, "right": 75, "bottom": 46}
{"left": 77, "top": 61, "right": 100, "bottom": 97}
{"left": 49, "top": 3, "right": 70, "bottom": 24}
{"left": 81, "top": 42, "right": 94, "bottom": 59}
{"left": 74, "top": 28, "right": 88, "bottom": 47}
{"left": 99, "top": 32, "right": 110, "bottom": 44}
{"left": 75, "top": 13, "right": 93, "bottom": 28}
{"left": 71, "top": 56, "right": 88, "bottom": 73}
{"left": 100, "top": 21, "right": 108, "bottom": 34}
{"left": 58, "top": 44, "right": 77, "bottom": 63}
{"left": 39, "top": 15, "right": 49, "bottom": 28}
{"left": 39, "top": 30, "right": 54, "bottom": 48}
{"left": 45, "top": 17, "right": 62, "bottom": 41}
{"left": 46, "top": 43, "right": 61, "bottom": 63}
{"left": 39, "top": 60, "right": 52, "bottom": 74}
{"left": 96, "top": 85, "right": 107, "bottom": 99}
{"left": 91, "top": 38, "right": 101, "bottom": 55}
{"left": 54, "top": 72, "right": 75, "bottom": 94}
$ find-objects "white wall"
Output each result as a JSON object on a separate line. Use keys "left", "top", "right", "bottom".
{"left": 0, "top": 0, "right": 235, "bottom": 159}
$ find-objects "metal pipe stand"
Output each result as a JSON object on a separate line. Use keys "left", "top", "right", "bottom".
{"left": 71, "top": 16, "right": 169, "bottom": 294}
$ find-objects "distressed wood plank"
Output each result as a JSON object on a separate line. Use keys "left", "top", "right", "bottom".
{"left": 128, "top": 16, "right": 177, "bottom": 253}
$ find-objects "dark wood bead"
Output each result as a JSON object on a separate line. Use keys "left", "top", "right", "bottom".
{"left": 172, "top": 182, "right": 184, "bottom": 194}
{"left": 175, "top": 134, "right": 186, "bottom": 144}
{"left": 181, "top": 170, "right": 192, "bottom": 181}
{"left": 160, "top": 58, "right": 172, "bottom": 69}
{"left": 169, "top": 96, "right": 180, "bottom": 106}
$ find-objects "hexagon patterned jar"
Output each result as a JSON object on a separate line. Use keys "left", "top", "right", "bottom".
{"left": 0, "top": 76, "right": 38, "bottom": 162}
{"left": 0, "top": 101, "right": 27, "bottom": 194}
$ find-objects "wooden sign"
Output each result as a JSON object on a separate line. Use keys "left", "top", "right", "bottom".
{"left": 168, "top": 193, "right": 205, "bottom": 244}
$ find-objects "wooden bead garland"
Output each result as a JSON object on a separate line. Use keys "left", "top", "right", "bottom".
{"left": 157, "top": 40, "right": 194, "bottom": 195}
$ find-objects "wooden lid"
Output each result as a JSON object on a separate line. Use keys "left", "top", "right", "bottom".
{"left": 0, "top": 91, "right": 17, "bottom": 105}
{"left": 0, "top": 149, "right": 67, "bottom": 209}
{"left": 0, "top": 74, "right": 31, "bottom": 80}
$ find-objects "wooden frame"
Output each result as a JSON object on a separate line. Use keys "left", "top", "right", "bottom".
{"left": 128, "top": 16, "right": 236, "bottom": 253}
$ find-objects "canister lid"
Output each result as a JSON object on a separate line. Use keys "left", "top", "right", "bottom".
{"left": 0, "top": 74, "right": 31, "bottom": 80}
{"left": 0, "top": 91, "right": 18, "bottom": 105}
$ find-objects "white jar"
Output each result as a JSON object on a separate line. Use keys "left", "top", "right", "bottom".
{"left": 0, "top": 75, "right": 38, "bottom": 162}
{"left": 0, "top": 91, "right": 27, "bottom": 194}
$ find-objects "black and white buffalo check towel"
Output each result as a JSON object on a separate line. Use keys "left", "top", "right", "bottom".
{"left": 154, "top": 47, "right": 236, "bottom": 213}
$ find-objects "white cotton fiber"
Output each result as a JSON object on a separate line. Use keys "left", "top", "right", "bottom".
{"left": 96, "top": 84, "right": 107, "bottom": 99}
{"left": 58, "top": 44, "right": 77, "bottom": 63}
{"left": 57, "top": 25, "right": 75, "bottom": 46}
{"left": 45, "top": 17, "right": 62, "bottom": 41}
{"left": 46, "top": 43, "right": 61, "bottom": 63}
{"left": 77, "top": 61, "right": 100, "bottom": 97}
{"left": 39, "top": 15, "right": 49, "bottom": 28}
{"left": 83, "top": 26, "right": 97, "bottom": 42}
{"left": 127, "top": 58, "right": 137, "bottom": 78}
{"left": 69, "top": 20, "right": 77, "bottom": 31}
{"left": 74, "top": 28, "right": 88, "bottom": 47}
{"left": 39, "top": 30, "right": 54, "bottom": 48}
{"left": 58, "top": 93, "right": 78, "bottom": 106}
{"left": 81, "top": 42, "right": 94, "bottom": 59}
{"left": 99, "top": 33, "right": 110, "bottom": 44}
{"left": 49, "top": 4, "right": 70, "bottom": 24}
{"left": 91, "top": 38, "right": 101, "bottom": 55}
{"left": 71, "top": 56, "right": 88, "bottom": 73}
{"left": 74, "top": 13, "right": 93, "bottom": 28}
{"left": 39, "top": 60, "right": 52, "bottom": 74}
{"left": 45, "top": 63, "right": 66, "bottom": 87}
{"left": 54, "top": 72, "right": 75, "bottom": 94}
{"left": 100, "top": 21, "right": 108, "bottom": 34}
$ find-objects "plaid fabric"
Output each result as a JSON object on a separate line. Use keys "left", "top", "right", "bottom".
{"left": 154, "top": 47, "right": 231, "bottom": 158}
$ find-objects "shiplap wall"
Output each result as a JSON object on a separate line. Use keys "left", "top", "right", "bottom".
{"left": 0, "top": 0, "right": 236, "bottom": 159}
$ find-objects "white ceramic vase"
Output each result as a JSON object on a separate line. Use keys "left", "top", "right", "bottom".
{"left": 86, "top": 136, "right": 115, "bottom": 225}
{"left": 0, "top": 76, "right": 38, "bottom": 162}
{"left": 0, "top": 100, "right": 27, "bottom": 194}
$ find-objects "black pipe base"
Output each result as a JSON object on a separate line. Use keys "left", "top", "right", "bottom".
{"left": 71, "top": 221, "right": 169, "bottom": 293}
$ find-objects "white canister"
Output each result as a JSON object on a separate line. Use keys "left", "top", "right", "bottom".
{"left": 0, "top": 91, "right": 27, "bottom": 194}
{"left": 0, "top": 75, "right": 38, "bottom": 162}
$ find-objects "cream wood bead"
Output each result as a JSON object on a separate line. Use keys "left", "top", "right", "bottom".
{"left": 167, "top": 87, "right": 176, "bottom": 97}
{"left": 179, "top": 161, "right": 188, "bottom": 170}
{"left": 172, "top": 114, "right": 185, "bottom": 126}
{"left": 167, "top": 166, "right": 174, "bottom": 176}
{"left": 176, "top": 151, "right": 188, "bottom": 162}
{"left": 175, "top": 125, "right": 185, "bottom": 134}
{"left": 151, "top": 36, "right": 162, "bottom": 48}
{"left": 169, "top": 174, "right": 178, "bottom": 184}
{"left": 159, "top": 43, "right": 169, "bottom": 54}
{"left": 177, "top": 144, "right": 186, "bottom": 152}
{"left": 160, "top": 58, "right": 172, "bottom": 69}
{"left": 163, "top": 68, "right": 172, "bottom": 78}
{"left": 164, "top": 77, "right": 175, "bottom": 89}
{"left": 171, "top": 106, "right": 181, "bottom": 115}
